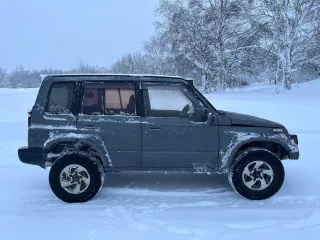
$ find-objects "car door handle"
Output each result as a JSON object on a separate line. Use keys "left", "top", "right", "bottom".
{"left": 84, "top": 124, "right": 96, "bottom": 129}
{"left": 150, "top": 126, "right": 161, "bottom": 130}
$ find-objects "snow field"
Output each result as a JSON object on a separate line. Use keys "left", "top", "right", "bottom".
{"left": 0, "top": 80, "right": 320, "bottom": 239}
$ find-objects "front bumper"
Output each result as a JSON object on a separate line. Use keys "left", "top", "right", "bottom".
{"left": 288, "top": 134, "right": 299, "bottom": 160}
{"left": 18, "top": 147, "right": 46, "bottom": 168}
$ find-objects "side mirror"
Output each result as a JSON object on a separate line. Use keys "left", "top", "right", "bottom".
{"left": 181, "top": 104, "right": 190, "bottom": 118}
{"left": 207, "top": 112, "right": 214, "bottom": 125}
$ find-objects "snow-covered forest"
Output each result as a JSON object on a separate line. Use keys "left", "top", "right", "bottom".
{"left": 1, "top": 0, "right": 320, "bottom": 91}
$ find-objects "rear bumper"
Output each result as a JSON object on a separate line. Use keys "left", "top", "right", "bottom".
{"left": 18, "top": 147, "right": 46, "bottom": 168}
{"left": 288, "top": 134, "right": 299, "bottom": 160}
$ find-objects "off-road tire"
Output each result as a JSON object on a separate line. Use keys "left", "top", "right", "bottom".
{"left": 49, "top": 152, "right": 104, "bottom": 203}
{"left": 228, "top": 148, "right": 285, "bottom": 200}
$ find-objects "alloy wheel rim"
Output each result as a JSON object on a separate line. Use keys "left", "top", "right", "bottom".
{"left": 60, "top": 164, "right": 91, "bottom": 194}
{"left": 242, "top": 160, "right": 274, "bottom": 191}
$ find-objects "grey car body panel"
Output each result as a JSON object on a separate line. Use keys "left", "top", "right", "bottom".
{"left": 215, "top": 112, "right": 232, "bottom": 126}
{"left": 224, "top": 111, "right": 284, "bottom": 128}
{"left": 218, "top": 126, "right": 298, "bottom": 169}
{"left": 28, "top": 78, "right": 78, "bottom": 148}
{"left": 77, "top": 115, "right": 141, "bottom": 167}
{"left": 21, "top": 74, "right": 299, "bottom": 172}
{"left": 43, "top": 133, "right": 111, "bottom": 168}
{"left": 141, "top": 117, "right": 219, "bottom": 168}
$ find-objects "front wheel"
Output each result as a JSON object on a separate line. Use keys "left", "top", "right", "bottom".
{"left": 228, "top": 148, "right": 285, "bottom": 200}
{"left": 49, "top": 152, "right": 105, "bottom": 203}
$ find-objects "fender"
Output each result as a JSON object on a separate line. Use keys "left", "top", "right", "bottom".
{"left": 218, "top": 130, "right": 292, "bottom": 169}
{"left": 43, "top": 133, "right": 112, "bottom": 168}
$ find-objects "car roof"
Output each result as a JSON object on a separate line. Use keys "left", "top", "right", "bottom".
{"left": 41, "top": 73, "right": 187, "bottom": 82}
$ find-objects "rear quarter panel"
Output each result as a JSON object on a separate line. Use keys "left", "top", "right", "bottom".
{"left": 28, "top": 77, "right": 77, "bottom": 147}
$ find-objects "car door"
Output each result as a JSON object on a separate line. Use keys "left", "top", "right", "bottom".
{"left": 141, "top": 82, "right": 219, "bottom": 169}
{"left": 77, "top": 81, "right": 141, "bottom": 167}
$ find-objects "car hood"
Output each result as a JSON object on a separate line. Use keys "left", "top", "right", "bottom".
{"left": 224, "top": 111, "right": 284, "bottom": 128}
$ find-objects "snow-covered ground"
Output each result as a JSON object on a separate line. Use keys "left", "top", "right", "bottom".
{"left": 1, "top": 80, "right": 320, "bottom": 240}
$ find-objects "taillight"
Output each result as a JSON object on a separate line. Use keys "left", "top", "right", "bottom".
{"left": 28, "top": 109, "right": 32, "bottom": 127}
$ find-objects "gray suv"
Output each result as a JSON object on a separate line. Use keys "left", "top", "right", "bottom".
{"left": 18, "top": 74, "right": 299, "bottom": 203}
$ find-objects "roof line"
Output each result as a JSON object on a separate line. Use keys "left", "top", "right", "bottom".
{"left": 41, "top": 73, "right": 185, "bottom": 80}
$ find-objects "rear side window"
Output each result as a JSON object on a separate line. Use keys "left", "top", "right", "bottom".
{"left": 105, "top": 88, "right": 136, "bottom": 115}
{"left": 47, "top": 83, "right": 74, "bottom": 114}
{"left": 82, "top": 86, "right": 136, "bottom": 116}
{"left": 82, "top": 88, "right": 104, "bottom": 115}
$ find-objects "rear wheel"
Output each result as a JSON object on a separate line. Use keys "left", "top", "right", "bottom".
{"left": 49, "top": 152, "right": 104, "bottom": 203}
{"left": 228, "top": 148, "right": 285, "bottom": 200}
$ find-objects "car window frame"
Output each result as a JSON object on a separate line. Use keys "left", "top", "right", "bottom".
{"left": 45, "top": 81, "right": 77, "bottom": 115}
{"left": 80, "top": 81, "right": 141, "bottom": 117}
{"left": 141, "top": 82, "right": 209, "bottom": 121}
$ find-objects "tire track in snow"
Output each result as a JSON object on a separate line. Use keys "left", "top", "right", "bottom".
{"left": 87, "top": 205, "right": 150, "bottom": 239}
{"left": 224, "top": 210, "right": 320, "bottom": 231}
{"left": 86, "top": 198, "right": 224, "bottom": 239}
{"left": 282, "top": 210, "right": 320, "bottom": 229}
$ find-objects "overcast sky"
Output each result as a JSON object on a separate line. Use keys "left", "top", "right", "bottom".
{"left": 0, "top": 0, "right": 159, "bottom": 71}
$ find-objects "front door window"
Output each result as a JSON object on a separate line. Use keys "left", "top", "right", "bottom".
{"left": 144, "top": 84, "right": 207, "bottom": 122}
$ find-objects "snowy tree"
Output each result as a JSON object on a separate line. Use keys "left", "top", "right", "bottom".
{"left": 38, "top": 68, "right": 64, "bottom": 76}
{"left": 108, "top": 52, "right": 149, "bottom": 74}
{"left": 3, "top": 0, "right": 320, "bottom": 91}
{"left": 74, "top": 59, "right": 107, "bottom": 73}
{"left": 0, "top": 68, "right": 8, "bottom": 87}
{"left": 8, "top": 66, "right": 41, "bottom": 88}
{"left": 157, "top": 0, "right": 213, "bottom": 90}
{"left": 143, "top": 35, "right": 197, "bottom": 78}
{"left": 8, "top": 66, "right": 28, "bottom": 88}
{"left": 251, "top": 0, "right": 320, "bottom": 90}
{"left": 108, "top": 35, "right": 200, "bottom": 85}
{"left": 156, "top": 0, "right": 254, "bottom": 91}
{"left": 143, "top": 36, "right": 174, "bottom": 75}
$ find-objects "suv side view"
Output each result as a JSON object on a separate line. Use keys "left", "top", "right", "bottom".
{"left": 18, "top": 74, "right": 299, "bottom": 203}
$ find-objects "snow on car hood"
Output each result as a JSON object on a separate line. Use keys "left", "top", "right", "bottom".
{"left": 224, "top": 111, "right": 284, "bottom": 128}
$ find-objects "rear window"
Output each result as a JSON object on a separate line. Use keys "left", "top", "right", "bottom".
{"left": 47, "top": 83, "right": 74, "bottom": 114}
